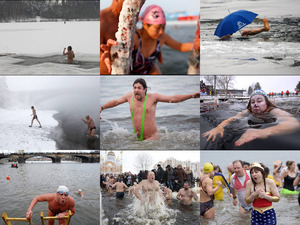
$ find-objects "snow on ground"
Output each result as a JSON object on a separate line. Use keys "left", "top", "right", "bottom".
{"left": 0, "top": 108, "right": 58, "bottom": 150}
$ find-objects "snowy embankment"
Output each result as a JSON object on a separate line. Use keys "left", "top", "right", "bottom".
{"left": 0, "top": 108, "right": 58, "bottom": 150}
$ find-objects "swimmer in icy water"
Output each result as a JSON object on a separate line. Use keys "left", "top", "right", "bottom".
{"left": 100, "top": 0, "right": 146, "bottom": 75}
{"left": 26, "top": 186, "right": 75, "bottom": 225}
{"left": 101, "top": 4, "right": 194, "bottom": 74}
{"left": 63, "top": 46, "right": 75, "bottom": 63}
{"left": 202, "top": 89, "right": 300, "bottom": 147}
{"left": 220, "top": 18, "right": 270, "bottom": 39}
{"left": 100, "top": 78, "right": 200, "bottom": 141}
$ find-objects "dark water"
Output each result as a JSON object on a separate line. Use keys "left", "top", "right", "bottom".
{"left": 200, "top": 98, "right": 300, "bottom": 150}
{"left": 0, "top": 162, "right": 100, "bottom": 225}
{"left": 101, "top": 191, "right": 200, "bottom": 225}
{"left": 159, "top": 23, "right": 197, "bottom": 74}
{"left": 13, "top": 55, "right": 99, "bottom": 69}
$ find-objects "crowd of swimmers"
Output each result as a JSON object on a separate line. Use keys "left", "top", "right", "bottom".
{"left": 100, "top": 164, "right": 200, "bottom": 206}
{"left": 200, "top": 160, "right": 300, "bottom": 224}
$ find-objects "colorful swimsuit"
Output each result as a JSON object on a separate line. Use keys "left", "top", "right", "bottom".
{"left": 251, "top": 192, "right": 276, "bottom": 225}
{"left": 131, "top": 32, "right": 160, "bottom": 75}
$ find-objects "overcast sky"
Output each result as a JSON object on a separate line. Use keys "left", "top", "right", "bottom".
{"left": 101, "top": 150, "right": 200, "bottom": 174}
{"left": 6, "top": 76, "right": 99, "bottom": 92}
{"left": 202, "top": 76, "right": 300, "bottom": 93}
{"left": 100, "top": 0, "right": 200, "bottom": 14}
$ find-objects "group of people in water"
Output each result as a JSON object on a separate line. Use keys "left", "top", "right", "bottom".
{"left": 100, "top": 164, "right": 199, "bottom": 206}
{"left": 200, "top": 160, "right": 300, "bottom": 224}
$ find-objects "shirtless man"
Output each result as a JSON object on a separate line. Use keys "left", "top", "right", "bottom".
{"left": 161, "top": 185, "right": 173, "bottom": 205}
{"left": 81, "top": 115, "right": 96, "bottom": 137}
{"left": 30, "top": 106, "right": 42, "bottom": 128}
{"left": 112, "top": 179, "right": 128, "bottom": 199}
{"left": 230, "top": 160, "right": 252, "bottom": 215}
{"left": 134, "top": 171, "right": 160, "bottom": 204}
{"left": 63, "top": 46, "right": 75, "bottom": 63}
{"left": 108, "top": 175, "right": 115, "bottom": 195}
{"left": 200, "top": 163, "right": 222, "bottom": 219}
{"left": 100, "top": 78, "right": 200, "bottom": 140}
{"left": 100, "top": 0, "right": 146, "bottom": 74}
{"left": 128, "top": 182, "right": 138, "bottom": 197}
{"left": 177, "top": 181, "right": 198, "bottom": 205}
{"left": 26, "top": 186, "right": 75, "bottom": 225}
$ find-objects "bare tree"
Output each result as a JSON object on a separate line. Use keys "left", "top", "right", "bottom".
{"left": 134, "top": 153, "right": 154, "bottom": 171}
{"left": 217, "top": 76, "right": 235, "bottom": 97}
{"left": 203, "top": 75, "right": 218, "bottom": 95}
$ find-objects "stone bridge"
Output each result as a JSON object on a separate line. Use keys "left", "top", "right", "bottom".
{"left": 0, "top": 151, "right": 100, "bottom": 163}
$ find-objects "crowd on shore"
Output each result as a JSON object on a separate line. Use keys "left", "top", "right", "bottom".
{"left": 101, "top": 164, "right": 200, "bottom": 193}
{"left": 200, "top": 160, "right": 300, "bottom": 223}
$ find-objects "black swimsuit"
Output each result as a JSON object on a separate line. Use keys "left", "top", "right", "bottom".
{"left": 200, "top": 177, "right": 214, "bottom": 216}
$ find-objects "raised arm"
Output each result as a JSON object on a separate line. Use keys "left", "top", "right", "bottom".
{"left": 100, "top": 93, "right": 129, "bottom": 113}
{"left": 163, "top": 33, "right": 193, "bottom": 52}
{"left": 235, "top": 108, "right": 300, "bottom": 146}
{"left": 154, "top": 92, "right": 200, "bottom": 103}
{"left": 100, "top": 39, "right": 117, "bottom": 74}
{"left": 63, "top": 48, "right": 67, "bottom": 55}
{"left": 204, "top": 179, "right": 222, "bottom": 196}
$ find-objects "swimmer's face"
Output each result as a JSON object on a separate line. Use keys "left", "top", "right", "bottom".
{"left": 183, "top": 183, "right": 190, "bottom": 190}
{"left": 133, "top": 83, "right": 146, "bottom": 100}
{"left": 233, "top": 162, "right": 244, "bottom": 176}
{"left": 251, "top": 169, "right": 263, "bottom": 183}
{"left": 290, "top": 162, "right": 296, "bottom": 170}
{"left": 250, "top": 95, "right": 267, "bottom": 114}
{"left": 144, "top": 23, "right": 166, "bottom": 39}
{"left": 56, "top": 192, "right": 68, "bottom": 205}
{"left": 147, "top": 172, "right": 155, "bottom": 182}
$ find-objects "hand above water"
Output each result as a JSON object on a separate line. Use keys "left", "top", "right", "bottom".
{"left": 202, "top": 126, "right": 225, "bottom": 142}
{"left": 100, "top": 39, "right": 117, "bottom": 74}
{"left": 235, "top": 129, "right": 269, "bottom": 147}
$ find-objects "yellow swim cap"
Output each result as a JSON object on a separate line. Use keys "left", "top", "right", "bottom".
{"left": 203, "top": 163, "right": 214, "bottom": 173}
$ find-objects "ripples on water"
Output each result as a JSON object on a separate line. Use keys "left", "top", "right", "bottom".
{"left": 0, "top": 163, "right": 99, "bottom": 225}
{"left": 100, "top": 116, "right": 200, "bottom": 150}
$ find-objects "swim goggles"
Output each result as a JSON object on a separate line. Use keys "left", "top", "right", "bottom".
{"left": 57, "top": 191, "right": 69, "bottom": 196}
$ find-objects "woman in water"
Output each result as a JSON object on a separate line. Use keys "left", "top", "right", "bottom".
{"left": 245, "top": 163, "right": 280, "bottom": 225}
{"left": 101, "top": 5, "right": 193, "bottom": 74}
{"left": 280, "top": 161, "right": 297, "bottom": 193}
{"left": 202, "top": 89, "right": 300, "bottom": 147}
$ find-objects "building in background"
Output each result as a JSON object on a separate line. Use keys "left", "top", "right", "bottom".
{"left": 100, "top": 151, "right": 122, "bottom": 175}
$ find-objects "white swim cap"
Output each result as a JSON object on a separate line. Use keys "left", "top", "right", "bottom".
{"left": 57, "top": 185, "right": 69, "bottom": 195}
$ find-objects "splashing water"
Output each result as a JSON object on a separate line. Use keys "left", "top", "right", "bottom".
{"left": 100, "top": 192, "right": 109, "bottom": 225}
{"left": 113, "top": 191, "right": 178, "bottom": 225}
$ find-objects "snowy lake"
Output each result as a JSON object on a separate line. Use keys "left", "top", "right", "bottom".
{"left": 0, "top": 20, "right": 99, "bottom": 74}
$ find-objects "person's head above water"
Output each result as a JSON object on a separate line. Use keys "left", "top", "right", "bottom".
{"left": 68, "top": 46, "right": 72, "bottom": 51}
{"left": 203, "top": 162, "right": 214, "bottom": 177}
{"left": 56, "top": 185, "right": 69, "bottom": 205}
{"left": 133, "top": 78, "right": 148, "bottom": 99}
{"left": 247, "top": 89, "right": 277, "bottom": 114}
{"left": 141, "top": 5, "right": 166, "bottom": 39}
{"left": 141, "top": 5, "right": 166, "bottom": 25}
{"left": 147, "top": 171, "right": 155, "bottom": 182}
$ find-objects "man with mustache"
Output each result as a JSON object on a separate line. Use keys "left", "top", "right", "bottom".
{"left": 100, "top": 78, "right": 200, "bottom": 141}
{"left": 177, "top": 181, "right": 198, "bottom": 205}
{"left": 26, "top": 186, "right": 75, "bottom": 225}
